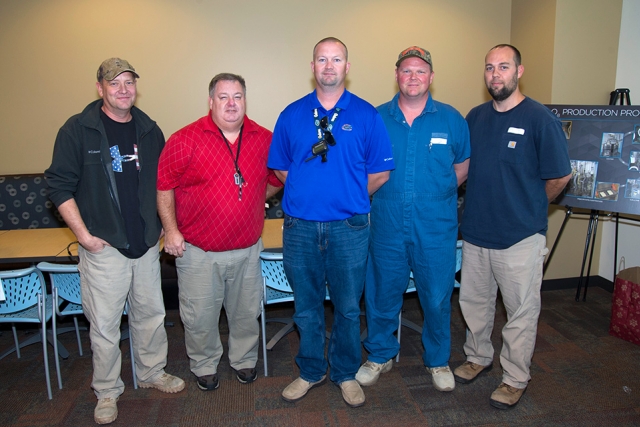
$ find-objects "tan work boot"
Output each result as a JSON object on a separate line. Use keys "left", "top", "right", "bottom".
{"left": 339, "top": 380, "right": 365, "bottom": 407}
{"left": 490, "top": 382, "right": 527, "bottom": 409}
{"left": 355, "top": 359, "right": 393, "bottom": 386}
{"left": 94, "top": 397, "right": 118, "bottom": 425}
{"left": 282, "top": 375, "right": 326, "bottom": 402}
{"left": 426, "top": 366, "right": 455, "bottom": 392}
{"left": 453, "top": 361, "right": 493, "bottom": 384}
{"left": 139, "top": 372, "right": 185, "bottom": 393}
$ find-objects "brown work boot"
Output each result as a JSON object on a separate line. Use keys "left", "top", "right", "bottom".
{"left": 490, "top": 382, "right": 527, "bottom": 409}
{"left": 453, "top": 361, "right": 493, "bottom": 384}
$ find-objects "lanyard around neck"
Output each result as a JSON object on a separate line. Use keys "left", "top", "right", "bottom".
{"left": 218, "top": 125, "right": 243, "bottom": 177}
{"left": 218, "top": 125, "right": 245, "bottom": 200}
{"left": 313, "top": 108, "right": 340, "bottom": 141}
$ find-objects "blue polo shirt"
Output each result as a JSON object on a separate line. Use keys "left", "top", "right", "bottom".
{"left": 268, "top": 90, "right": 394, "bottom": 221}
{"left": 461, "top": 97, "right": 571, "bottom": 249}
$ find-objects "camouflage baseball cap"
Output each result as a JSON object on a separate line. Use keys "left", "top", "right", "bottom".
{"left": 396, "top": 46, "right": 432, "bottom": 68}
{"left": 97, "top": 58, "right": 140, "bottom": 82}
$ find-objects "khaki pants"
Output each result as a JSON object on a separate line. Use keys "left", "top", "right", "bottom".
{"left": 459, "top": 234, "right": 548, "bottom": 388}
{"left": 176, "top": 240, "right": 263, "bottom": 377}
{"left": 78, "top": 242, "right": 168, "bottom": 399}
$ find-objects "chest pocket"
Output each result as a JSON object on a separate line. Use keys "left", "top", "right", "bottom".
{"left": 429, "top": 144, "right": 454, "bottom": 172}
{"left": 425, "top": 134, "right": 455, "bottom": 174}
{"left": 499, "top": 132, "right": 526, "bottom": 165}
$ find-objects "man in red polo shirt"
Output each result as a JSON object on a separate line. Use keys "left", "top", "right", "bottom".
{"left": 157, "top": 73, "right": 282, "bottom": 391}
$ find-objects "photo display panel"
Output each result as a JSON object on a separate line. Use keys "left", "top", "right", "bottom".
{"left": 548, "top": 104, "right": 640, "bottom": 215}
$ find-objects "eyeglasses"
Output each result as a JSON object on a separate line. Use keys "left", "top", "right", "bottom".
{"left": 320, "top": 116, "right": 336, "bottom": 146}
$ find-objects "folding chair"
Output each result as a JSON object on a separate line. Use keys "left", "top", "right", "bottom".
{"left": 0, "top": 267, "right": 53, "bottom": 399}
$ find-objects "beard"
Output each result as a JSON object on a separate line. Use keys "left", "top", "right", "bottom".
{"left": 487, "top": 73, "right": 518, "bottom": 102}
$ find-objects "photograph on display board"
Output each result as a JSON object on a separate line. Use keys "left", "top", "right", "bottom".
{"left": 548, "top": 104, "right": 640, "bottom": 215}
{"left": 566, "top": 160, "right": 597, "bottom": 198}
{"left": 595, "top": 182, "right": 619, "bottom": 201}
{"left": 625, "top": 179, "right": 640, "bottom": 200}
{"left": 562, "top": 121, "right": 573, "bottom": 139}
{"left": 600, "top": 132, "right": 624, "bottom": 158}
{"left": 630, "top": 150, "right": 640, "bottom": 171}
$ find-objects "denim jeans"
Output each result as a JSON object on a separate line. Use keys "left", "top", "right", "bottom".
{"left": 282, "top": 214, "right": 369, "bottom": 384}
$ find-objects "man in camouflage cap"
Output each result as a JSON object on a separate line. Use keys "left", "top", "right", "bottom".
{"left": 357, "top": 46, "right": 470, "bottom": 393}
{"left": 46, "top": 58, "right": 184, "bottom": 425}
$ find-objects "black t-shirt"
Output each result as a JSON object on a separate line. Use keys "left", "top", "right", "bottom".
{"left": 100, "top": 110, "right": 148, "bottom": 258}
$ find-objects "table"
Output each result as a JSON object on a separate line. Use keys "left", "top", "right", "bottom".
{"left": 261, "top": 218, "right": 283, "bottom": 250}
{"left": 0, "top": 228, "right": 77, "bottom": 264}
{"left": 56, "top": 218, "right": 284, "bottom": 259}
{"left": 0, "top": 219, "right": 282, "bottom": 294}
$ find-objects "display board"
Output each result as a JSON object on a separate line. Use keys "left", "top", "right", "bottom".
{"left": 549, "top": 104, "right": 640, "bottom": 215}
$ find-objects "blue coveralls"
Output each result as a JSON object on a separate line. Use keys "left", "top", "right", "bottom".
{"left": 364, "top": 93, "right": 470, "bottom": 367}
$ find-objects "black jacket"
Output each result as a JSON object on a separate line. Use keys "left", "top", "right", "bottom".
{"left": 45, "top": 99, "right": 165, "bottom": 249}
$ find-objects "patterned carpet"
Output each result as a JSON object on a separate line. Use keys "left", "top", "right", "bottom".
{"left": 1, "top": 287, "right": 640, "bottom": 426}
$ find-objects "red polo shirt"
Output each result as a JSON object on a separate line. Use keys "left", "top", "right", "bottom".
{"left": 157, "top": 114, "right": 282, "bottom": 252}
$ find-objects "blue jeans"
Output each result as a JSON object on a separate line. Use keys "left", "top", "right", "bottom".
{"left": 282, "top": 214, "right": 369, "bottom": 384}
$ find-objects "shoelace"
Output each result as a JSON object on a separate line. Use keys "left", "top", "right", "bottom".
{"left": 364, "top": 360, "right": 384, "bottom": 370}
{"left": 498, "top": 383, "right": 520, "bottom": 393}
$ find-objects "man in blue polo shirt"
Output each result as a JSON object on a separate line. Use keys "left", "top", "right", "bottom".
{"left": 268, "top": 37, "right": 394, "bottom": 408}
{"left": 356, "top": 46, "right": 470, "bottom": 392}
{"left": 455, "top": 44, "right": 571, "bottom": 409}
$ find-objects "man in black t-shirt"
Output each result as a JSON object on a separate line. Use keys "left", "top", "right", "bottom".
{"left": 46, "top": 58, "right": 184, "bottom": 425}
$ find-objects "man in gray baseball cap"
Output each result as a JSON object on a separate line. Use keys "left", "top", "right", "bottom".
{"left": 46, "top": 58, "right": 184, "bottom": 424}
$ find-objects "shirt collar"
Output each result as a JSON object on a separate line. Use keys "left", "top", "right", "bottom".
{"left": 389, "top": 91, "right": 437, "bottom": 120}
{"left": 309, "top": 89, "right": 352, "bottom": 113}
{"left": 202, "top": 114, "right": 257, "bottom": 135}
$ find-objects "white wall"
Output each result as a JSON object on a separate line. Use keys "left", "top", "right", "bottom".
{"left": 600, "top": 0, "right": 640, "bottom": 280}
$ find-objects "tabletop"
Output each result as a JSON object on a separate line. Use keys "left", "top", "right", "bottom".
{"left": 261, "top": 218, "right": 283, "bottom": 250}
{"left": 0, "top": 219, "right": 283, "bottom": 265}
{"left": 60, "top": 218, "right": 284, "bottom": 258}
{"left": 0, "top": 228, "right": 77, "bottom": 264}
